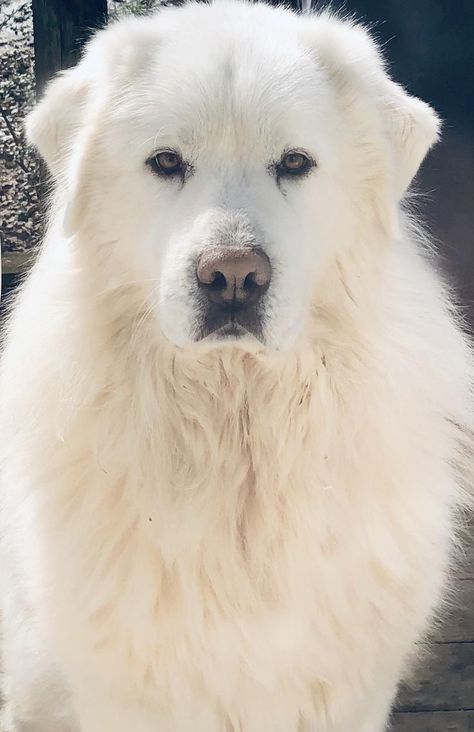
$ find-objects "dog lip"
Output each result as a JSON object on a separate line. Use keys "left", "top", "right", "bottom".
{"left": 202, "top": 322, "right": 249, "bottom": 340}
{"left": 196, "top": 301, "right": 265, "bottom": 343}
{"left": 197, "top": 320, "right": 264, "bottom": 344}
{"left": 213, "top": 323, "right": 247, "bottom": 338}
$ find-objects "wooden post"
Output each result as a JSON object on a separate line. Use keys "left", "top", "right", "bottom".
{"left": 31, "top": 0, "right": 107, "bottom": 96}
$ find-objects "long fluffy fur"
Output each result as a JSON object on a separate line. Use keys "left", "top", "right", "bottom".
{"left": 1, "top": 2, "right": 473, "bottom": 731}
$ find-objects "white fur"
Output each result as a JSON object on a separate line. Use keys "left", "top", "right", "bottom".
{"left": 1, "top": 2, "right": 472, "bottom": 731}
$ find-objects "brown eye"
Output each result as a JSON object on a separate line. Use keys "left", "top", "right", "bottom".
{"left": 147, "top": 150, "right": 184, "bottom": 178}
{"left": 277, "top": 150, "right": 314, "bottom": 178}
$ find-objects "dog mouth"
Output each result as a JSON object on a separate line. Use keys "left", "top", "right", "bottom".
{"left": 196, "top": 304, "right": 265, "bottom": 343}
{"left": 207, "top": 322, "right": 252, "bottom": 340}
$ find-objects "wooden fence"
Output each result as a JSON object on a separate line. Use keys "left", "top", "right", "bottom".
{"left": 32, "top": 0, "right": 107, "bottom": 94}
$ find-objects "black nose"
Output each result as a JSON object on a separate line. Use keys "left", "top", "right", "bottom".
{"left": 196, "top": 248, "right": 271, "bottom": 306}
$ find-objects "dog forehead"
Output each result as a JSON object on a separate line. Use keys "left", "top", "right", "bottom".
{"left": 105, "top": 4, "right": 331, "bottom": 155}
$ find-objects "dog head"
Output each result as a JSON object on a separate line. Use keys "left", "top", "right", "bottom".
{"left": 26, "top": 1, "right": 440, "bottom": 350}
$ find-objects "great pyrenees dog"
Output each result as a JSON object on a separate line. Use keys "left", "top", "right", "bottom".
{"left": 0, "top": 1, "right": 472, "bottom": 730}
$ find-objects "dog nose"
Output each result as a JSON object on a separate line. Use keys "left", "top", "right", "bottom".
{"left": 196, "top": 248, "right": 271, "bottom": 305}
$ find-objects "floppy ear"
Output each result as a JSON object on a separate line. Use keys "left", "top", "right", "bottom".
{"left": 25, "top": 62, "right": 94, "bottom": 181}
{"left": 25, "top": 22, "right": 118, "bottom": 235}
{"left": 25, "top": 50, "right": 102, "bottom": 237}
{"left": 26, "top": 18, "right": 161, "bottom": 235}
{"left": 377, "top": 77, "right": 441, "bottom": 200}
{"left": 303, "top": 15, "right": 441, "bottom": 201}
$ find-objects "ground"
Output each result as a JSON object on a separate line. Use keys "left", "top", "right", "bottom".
{"left": 392, "top": 525, "right": 474, "bottom": 731}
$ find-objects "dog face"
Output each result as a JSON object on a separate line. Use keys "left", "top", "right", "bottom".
{"left": 27, "top": 1, "right": 439, "bottom": 350}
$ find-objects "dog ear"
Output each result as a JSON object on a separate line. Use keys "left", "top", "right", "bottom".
{"left": 25, "top": 43, "right": 104, "bottom": 237}
{"left": 302, "top": 15, "right": 441, "bottom": 201}
{"left": 26, "top": 19, "right": 161, "bottom": 236}
{"left": 377, "top": 78, "right": 441, "bottom": 200}
{"left": 25, "top": 56, "right": 96, "bottom": 181}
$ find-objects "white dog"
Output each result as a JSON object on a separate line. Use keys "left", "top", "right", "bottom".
{"left": 0, "top": 1, "right": 472, "bottom": 730}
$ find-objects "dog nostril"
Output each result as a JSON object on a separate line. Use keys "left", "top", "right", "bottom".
{"left": 208, "top": 271, "right": 227, "bottom": 291}
{"left": 243, "top": 272, "right": 259, "bottom": 291}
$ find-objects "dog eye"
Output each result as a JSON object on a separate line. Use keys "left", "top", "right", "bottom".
{"left": 147, "top": 150, "right": 184, "bottom": 178}
{"left": 277, "top": 150, "right": 314, "bottom": 177}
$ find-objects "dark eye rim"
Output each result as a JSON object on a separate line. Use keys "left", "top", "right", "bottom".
{"left": 274, "top": 148, "right": 316, "bottom": 179}
{"left": 146, "top": 149, "right": 186, "bottom": 179}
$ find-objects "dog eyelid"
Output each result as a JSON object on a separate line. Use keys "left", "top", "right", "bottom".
{"left": 272, "top": 149, "right": 316, "bottom": 180}
{"left": 146, "top": 149, "right": 186, "bottom": 180}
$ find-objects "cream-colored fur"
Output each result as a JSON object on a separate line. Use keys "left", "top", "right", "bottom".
{"left": 1, "top": 2, "right": 472, "bottom": 731}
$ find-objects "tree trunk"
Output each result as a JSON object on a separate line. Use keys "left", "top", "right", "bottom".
{"left": 32, "top": 0, "right": 107, "bottom": 96}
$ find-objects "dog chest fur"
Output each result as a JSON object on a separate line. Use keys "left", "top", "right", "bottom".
{"left": 2, "top": 242, "right": 465, "bottom": 729}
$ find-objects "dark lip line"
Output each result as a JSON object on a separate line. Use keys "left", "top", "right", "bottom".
{"left": 200, "top": 323, "right": 247, "bottom": 339}
{"left": 195, "top": 322, "right": 262, "bottom": 343}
